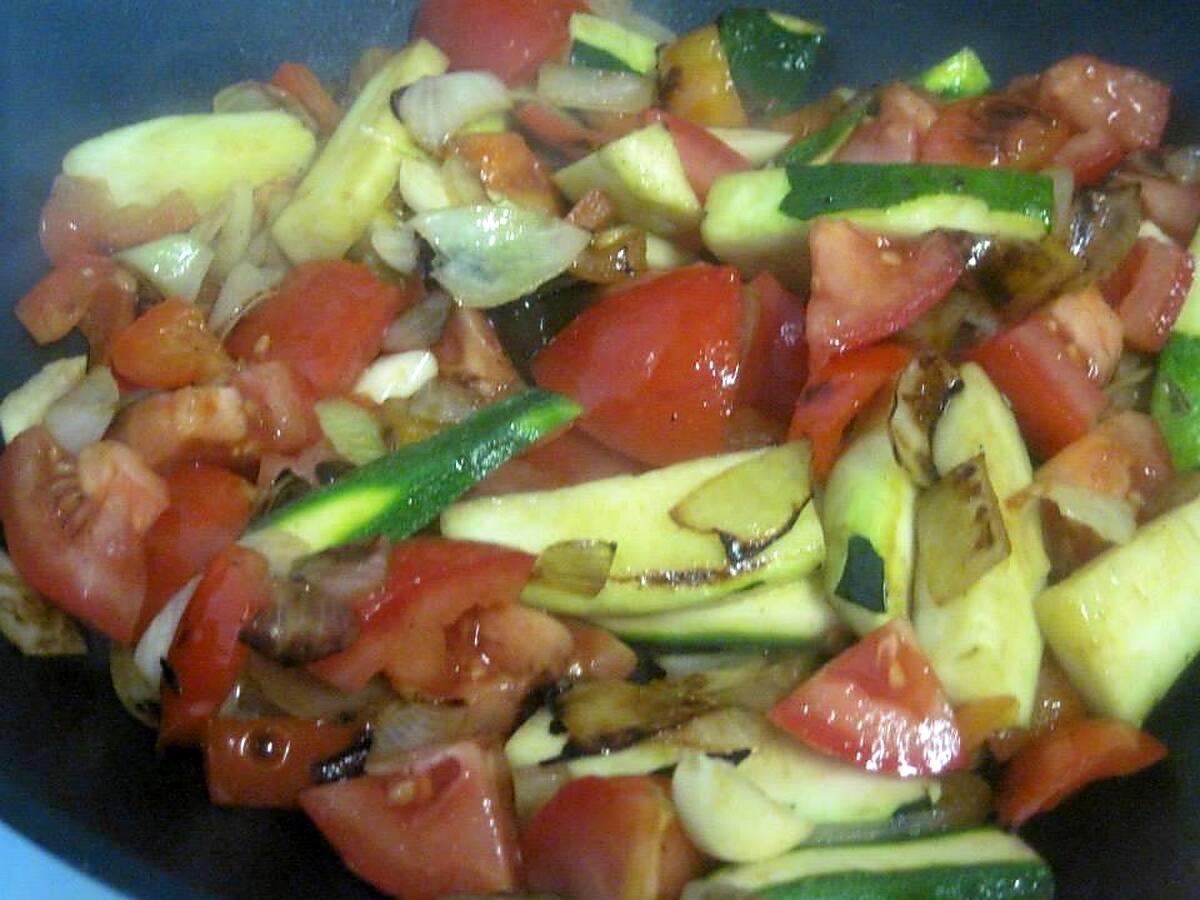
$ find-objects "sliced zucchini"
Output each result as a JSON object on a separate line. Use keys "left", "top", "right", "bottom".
{"left": 62, "top": 110, "right": 315, "bottom": 214}
{"left": 821, "top": 426, "right": 917, "bottom": 635}
{"left": 554, "top": 123, "right": 702, "bottom": 237}
{"left": 1151, "top": 227, "right": 1200, "bottom": 469}
{"left": 914, "top": 363, "right": 1048, "bottom": 726}
{"left": 717, "top": 8, "right": 826, "bottom": 117}
{"left": 706, "top": 127, "right": 791, "bottom": 167}
{"left": 702, "top": 167, "right": 811, "bottom": 288}
{"left": 779, "top": 92, "right": 872, "bottom": 166}
{"left": 1036, "top": 492, "right": 1200, "bottom": 724}
{"left": 252, "top": 388, "right": 579, "bottom": 553}
{"left": 442, "top": 444, "right": 824, "bottom": 616}
{"left": 782, "top": 163, "right": 1055, "bottom": 239}
{"left": 917, "top": 47, "right": 992, "bottom": 100}
{"left": 687, "top": 828, "right": 1053, "bottom": 900}
{"left": 272, "top": 40, "right": 448, "bottom": 262}
{"left": 593, "top": 578, "right": 838, "bottom": 649}
{"left": 569, "top": 12, "right": 659, "bottom": 76}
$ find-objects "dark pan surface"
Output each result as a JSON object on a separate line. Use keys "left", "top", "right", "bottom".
{"left": 1, "top": 2, "right": 1197, "bottom": 898}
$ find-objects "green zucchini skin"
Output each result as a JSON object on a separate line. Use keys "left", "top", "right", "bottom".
{"left": 570, "top": 42, "right": 637, "bottom": 73}
{"left": 918, "top": 47, "right": 992, "bottom": 100}
{"left": 779, "top": 94, "right": 873, "bottom": 166}
{"left": 718, "top": 8, "right": 825, "bottom": 116}
{"left": 754, "top": 862, "right": 1053, "bottom": 900}
{"left": 253, "top": 388, "right": 580, "bottom": 551}
{"left": 782, "top": 163, "right": 1054, "bottom": 230}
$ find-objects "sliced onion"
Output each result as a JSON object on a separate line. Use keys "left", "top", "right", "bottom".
{"left": 536, "top": 63, "right": 655, "bottom": 114}
{"left": 43, "top": 365, "right": 120, "bottom": 455}
{"left": 111, "top": 645, "right": 160, "bottom": 729}
{"left": 1166, "top": 145, "right": 1200, "bottom": 184}
{"left": 208, "top": 260, "right": 285, "bottom": 336}
{"left": 0, "top": 550, "right": 86, "bottom": 657}
{"left": 291, "top": 540, "right": 390, "bottom": 605}
{"left": 211, "top": 180, "right": 257, "bottom": 279}
{"left": 354, "top": 351, "right": 439, "bottom": 404}
{"left": 369, "top": 214, "right": 420, "bottom": 274}
{"left": 1046, "top": 166, "right": 1075, "bottom": 240}
{"left": 117, "top": 234, "right": 215, "bottom": 302}
{"left": 413, "top": 204, "right": 591, "bottom": 308}
{"left": 314, "top": 398, "right": 387, "bottom": 465}
{"left": 889, "top": 354, "right": 963, "bottom": 487}
{"left": 365, "top": 700, "right": 474, "bottom": 772}
{"left": 1068, "top": 182, "right": 1142, "bottom": 279}
{"left": 240, "top": 581, "right": 360, "bottom": 667}
{"left": 212, "top": 80, "right": 319, "bottom": 131}
{"left": 134, "top": 577, "right": 197, "bottom": 687}
{"left": 1040, "top": 482, "right": 1137, "bottom": 546}
{"left": 0, "top": 355, "right": 86, "bottom": 444}
{"left": 393, "top": 71, "right": 512, "bottom": 153}
{"left": 243, "top": 652, "right": 393, "bottom": 720}
{"left": 383, "top": 289, "right": 452, "bottom": 352}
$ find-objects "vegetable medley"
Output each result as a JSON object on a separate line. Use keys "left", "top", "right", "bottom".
{"left": 4, "top": 1, "right": 1200, "bottom": 897}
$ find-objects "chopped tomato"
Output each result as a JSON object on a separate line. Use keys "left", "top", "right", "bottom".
{"left": 532, "top": 264, "right": 742, "bottom": 467}
{"left": 988, "top": 655, "right": 1089, "bottom": 763}
{"left": 967, "top": 313, "right": 1109, "bottom": 459}
{"left": 514, "top": 100, "right": 605, "bottom": 159}
{"left": 411, "top": 0, "right": 585, "bottom": 85}
{"left": 659, "top": 24, "right": 747, "bottom": 128}
{"left": 433, "top": 306, "right": 523, "bottom": 399}
{"left": 141, "top": 463, "right": 256, "bottom": 635}
{"left": 921, "top": 96, "right": 1070, "bottom": 170}
{"left": 270, "top": 62, "right": 343, "bottom": 134}
{"left": 837, "top": 82, "right": 938, "bottom": 164}
{"left": 473, "top": 427, "right": 644, "bottom": 497}
{"left": 806, "top": 219, "right": 963, "bottom": 374}
{"left": 110, "top": 385, "right": 251, "bottom": 473}
{"left": 1052, "top": 128, "right": 1125, "bottom": 187}
{"left": 1120, "top": 173, "right": 1200, "bottom": 247}
{"left": 110, "top": 297, "right": 231, "bottom": 390}
{"left": 0, "top": 428, "right": 168, "bottom": 645}
{"left": 39, "top": 174, "right": 198, "bottom": 265}
{"left": 1101, "top": 236, "right": 1194, "bottom": 352}
{"left": 300, "top": 741, "right": 521, "bottom": 900}
{"left": 205, "top": 718, "right": 364, "bottom": 808}
{"left": 472, "top": 603, "right": 573, "bottom": 682}
{"left": 738, "top": 271, "right": 809, "bottom": 424}
{"left": 1037, "top": 55, "right": 1170, "bottom": 152}
{"left": 226, "top": 260, "right": 411, "bottom": 398}
{"left": 564, "top": 188, "right": 620, "bottom": 231}
{"left": 448, "top": 132, "right": 561, "bottom": 216}
{"left": 1041, "top": 285, "right": 1125, "bottom": 386}
{"left": 308, "top": 539, "right": 536, "bottom": 696}
{"left": 230, "top": 361, "right": 320, "bottom": 456}
{"left": 523, "top": 775, "right": 707, "bottom": 900}
{"left": 643, "top": 108, "right": 750, "bottom": 200}
{"left": 159, "top": 545, "right": 273, "bottom": 747}
{"left": 955, "top": 696, "right": 1021, "bottom": 761}
{"left": 563, "top": 620, "right": 639, "bottom": 682}
{"left": 15, "top": 253, "right": 137, "bottom": 345}
{"left": 788, "top": 342, "right": 914, "bottom": 480}
{"left": 769, "top": 618, "right": 967, "bottom": 777}
{"left": 997, "top": 718, "right": 1166, "bottom": 826}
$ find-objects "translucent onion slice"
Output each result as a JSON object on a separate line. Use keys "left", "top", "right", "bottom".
{"left": 0, "top": 355, "right": 86, "bottom": 444}
{"left": 365, "top": 701, "right": 474, "bottom": 772}
{"left": 413, "top": 204, "right": 591, "bottom": 308}
{"left": 0, "top": 550, "right": 86, "bottom": 657}
{"left": 394, "top": 71, "right": 512, "bottom": 153}
{"left": 244, "top": 652, "right": 393, "bottom": 720}
{"left": 116, "top": 233, "right": 215, "bottom": 301}
{"left": 208, "top": 260, "right": 285, "bottom": 336}
{"left": 382, "top": 290, "right": 452, "bottom": 353}
{"left": 43, "top": 365, "right": 120, "bottom": 455}
{"left": 111, "top": 645, "right": 159, "bottom": 729}
{"left": 369, "top": 213, "right": 420, "bottom": 274}
{"left": 889, "top": 354, "right": 963, "bottom": 488}
{"left": 314, "top": 398, "right": 387, "bottom": 465}
{"left": 536, "top": 63, "right": 655, "bottom": 114}
{"left": 354, "top": 351, "right": 439, "bottom": 405}
{"left": 134, "top": 578, "right": 197, "bottom": 687}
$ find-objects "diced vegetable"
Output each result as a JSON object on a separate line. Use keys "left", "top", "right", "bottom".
{"left": 918, "top": 47, "right": 992, "bottom": 99}
{"left": 0, "top": 355, "right": 86, "bottom": 444}
{"left": 116, "top": 234, "right": 214, "bottom": 301}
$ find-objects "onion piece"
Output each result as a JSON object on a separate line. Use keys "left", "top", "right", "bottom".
{"left": 413, "top": 204, "right": 591, "bottom": 308}
{"left": 43, "top": 365, "right": 120, "bottom": 455}
{"left": 243, "top": 652, "right": 393, "bottom": 720}
{"left": 0, "top": 550, "right": 86, "bottom": 657}
{"left": 369, "top": 213, "right": 420, "bottom": 275}
{"left": 0, "top": 355, "right": 86, "bottom": 444}
{"left": 365, "top": 701, "right": 474, "bottom": 772}
{"left": 111, "top": 645, "right": 159, "bottom": 729}
{"left": 1046, "top": 166, "right": 1075, "bottom": 240}
{"left": 212, "top": 80, "right": 319, "bottom": 132}
{"left": 116, "top": 233, "right": 215, "bottom": 301}
{"left": 536, "top": 63, "right": 655, "bottom": 114}
{"left": 1040, "top": 482, "right": 1137, "bottom": 547}
{"left": 208, "top": 260, "right": 285, "bottom": 337}
{"left": 383, "top": 289, "right": 452, "bottom": 352}
{"left": 354, "top": 351, "right": 439, "bottom": 404}
{"left": 211, "top": 180, "right": 257, "bottom": 279}
{"left": 1068, "top": 182, "right": 1142, "bottom": 279}
{"left": 889, "top": 354, "right": 963, "bottom": 488}
{"left": 134, "top": 578, "right": 197, "bottom": 687}
{"left": 314, "top": 398, "right": 387, "bottom": 466}
{"left": 393, "top": 71, "right": 512, "bottom": 153}
{"left": 1166, "top": 145, "right": 1200, "bottom": 183}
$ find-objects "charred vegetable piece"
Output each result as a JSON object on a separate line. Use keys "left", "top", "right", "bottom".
{"left": 253, "top": 388, "right": 580, "bottom": 552}
{"left": 889, "top": 353, "right": 964, "bottom": 487}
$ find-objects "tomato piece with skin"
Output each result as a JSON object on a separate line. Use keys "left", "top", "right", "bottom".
{"left": 270, "top": 62, "right": 343, "bottom": 135}
{"left": 111, "top": 297, "right": 232, "bottom": 390}
{"left": 159, "top": 545, "right": 273, "bottom": 747}
{"left": 1120, "top": 173, "right": 1200, "bottom": 247}
{"left": 301, "top": 741, "right": 521, "bottom": 900}
{"left": 769, "top": 618, "right": 967, "bottom": 777}
{"left": 111, "top": 385, "right": 251, "bottom": 473}
{"left": 523, "top": 775, "right": 708, "bottom": 900}
{"left": 920, "top": 95, "right": 1070, "bottom": 170}
{"left": 643, "top": 108, "right": 750, "bottom": 201}
{"left": 1037, "top": 55, "right": 1170, "bottom": 152}
{"left": 988, "top": 656, "right": 1089, "bottom": 763}
{"left": 788, "top": 342, "right": 914, "bottom": 480}
{"left": 433, "top": 306, "right": 523, "bottom": 400}
{"left": 140, "top": 463, "right": 256, "bottom": 636}
{"left": 230, "top": 361, "right": 320, "bottom": 456}
{"left": 967, "top": 314, "right": 1110, "bottom": 459}
{"left": 533, "top": 264, "right": 742, "bottom": 467}
{"left": 447, "top": 132, "right": 561, "bottom": 216}
{"left": 836, "top": 82, "right": 938, "bottom": 164}
{"left": 513, "top": 100, "right": 605, "bottom": 160}
{"left": 806, "top": 219, "right": 963, "bottom": 374}
{"left": 412, "top": 0, "right": 584, "bottom": 85}
{"left": 738, "top": 271, "right": 809, "bottom": 425}
{"left": 39, "top": 174, "right": 198, "bottom": 265}
{"left": 0, "top": 428, "right": 168, "bottom": 645}
{"left": 226, "top": 260, "right": 411, "bottom": 398}
{"left": 307, "top": 538, "right": 536, "bottom": 696}
{"left": 1103, "top": 236, "right": 1194, "bottom": 352}
{"left": 1052, "top": 127, "right": 1126, "bottom": 187}
{"left": 997, "top": 718, "right": 1166, "bottom": 826}
{"left": 15, "top": 253, "right": 137, "bottom": 345}
{"left": 563, "top": 620, "right": 639, "bottom": 682}
{"left": 205, "top": 718, "right": 364, "bottom": 808}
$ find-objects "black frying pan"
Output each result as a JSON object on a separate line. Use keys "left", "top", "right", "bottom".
{"left": 1, "top": 2, "right": 1197, "bottom": 897}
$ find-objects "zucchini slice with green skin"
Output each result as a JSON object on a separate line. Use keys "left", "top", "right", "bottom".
{"left": 779, "top": 92, "right": 873, "bottom": 166}
{"left": 781, "top": 163, "right": 1055, "bottom": 238}
{"left": 1151, "top": 227, "right": 1200, "bottom": 468}
{"left": 686, "top": 828, "right": 1053, "bottom": 900}
{"left": 918, "top": 47, "right": 993, "bottom": 100}
{"left": 593, "top": 577, "right": 838, "bottom": 649}
{"left": 569, "top": 12, "right": 659, "bottom": 75}
{"left": 718, "top": 8, "right": 826, "bottom": 117}
{"left": 252, "top": 388, "right": 580, "bottom": 552}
